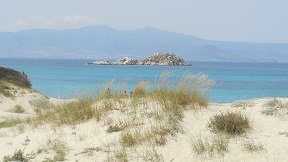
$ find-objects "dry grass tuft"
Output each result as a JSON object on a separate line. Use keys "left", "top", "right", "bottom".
{"left": 41, "top": 139, "right": 69, "bottom": 162}
{"left": 153, "top": 72, "right": 214, "bottom": 114}
{"left": 32, "top": 98, "right": 96, "bottom": 126}
{"left": 0, "top": 118, "right": 24, "bottom": 129}
{"left": 120, "top": 131, "right": 138, "bottom": 147}
{"left": 106, "top": 124, "right": 125, "bottom": 133}
{"left": 242, "top": 139, "right": 265, "bottom": 152}
{"left": 3, "top": 149, "right": 29, "bottom": 162}
{"left": 0, "top": 81, "right": 14, "bottom": 97}
{"left": 261, "top": 98, "right": 288, "bottom": 116}
{"left": 133, "top": 81, "right": 149, "bottom": 97}
{"left": 191, "top": 135, "right": 229, "bottom": 156}
{"left": 8, "top": 105, "right": 25, "bottom": 113}
{"left": 208, "top": 112, "right": 251, "bottom": 135}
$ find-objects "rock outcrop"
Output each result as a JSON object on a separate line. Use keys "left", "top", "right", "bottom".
{"left": 89, "top": 52, "right": 191, "bottom": 66}
{"left": 138, "top": 52, "right": 190, "bottom": 66}
{"left": 113, "top": 57, "right": 139, "bottom": 65}
{"left": 89, "top": 60, "right": 113, "bottom": 65}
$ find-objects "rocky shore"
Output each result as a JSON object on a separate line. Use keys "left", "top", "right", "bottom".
{"left": 88, "top": 52, "right": 191, "bottom": 66}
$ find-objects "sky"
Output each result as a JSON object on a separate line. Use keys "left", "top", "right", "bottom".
{"left": 0, "top": 0, "right": 288, "bottom": 43}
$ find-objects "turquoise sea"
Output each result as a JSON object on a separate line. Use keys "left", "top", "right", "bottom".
{"left": 1, "top": 58, "right": 288, "bottom": 103}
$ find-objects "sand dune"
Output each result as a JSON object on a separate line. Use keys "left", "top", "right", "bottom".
{"left": 1, "top": 88, "right": 288, "bottom": 162}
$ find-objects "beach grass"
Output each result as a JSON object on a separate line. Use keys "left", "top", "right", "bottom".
{"left": 208, "top": 111, "right": 251, "bottom": 135}
{"left": 242, "top": 139, "right": 265, "bottom": 152}
{"left": 0, "top": 118, "right": 24, "bottom": 129}
{"left": 1, "top": 71, "right": 214, "bottom": 161}
{"left": 191, "top": 135, "right": 229, "bottom": 157}
{"left": 3, "top": 149, "right": 29, "bottom": 162}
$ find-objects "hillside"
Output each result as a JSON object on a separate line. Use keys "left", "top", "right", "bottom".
{"left": 1, "top": 25, "right": 288, "bottom": 62}
{"left": 0, "top": 66, "right": 31, "bottom": 88}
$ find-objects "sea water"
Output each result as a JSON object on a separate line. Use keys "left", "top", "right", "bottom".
{"left": 1, "top": 58, "right": 288, "bottom": 103}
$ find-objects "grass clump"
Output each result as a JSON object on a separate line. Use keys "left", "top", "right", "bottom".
{"left": 152, "top": 72, "right": 214, "bottom": 124}
{"left": 0, "top": 118, "right": 24, "bottom": 129}
{"left": 0, "top": 81, "right": 14, "bottom": 97}
{"left": 279, "top": 131, "right": 288, "bottom": 137}
{"left": 120, "top": 131, "right": 138, "bottom": 147}
{"left": 9, "top": 105, "right": 25, "bottom": 113}
{"left": 96, "top": 79, "right": 127, "bottom": 99}
{"left": 42, "top": 139, "right": 69, "bottom": 162}
{"left": 154, "top": 72, "right": 213, "bottom": 110}
{"left": 208, "top": 112, "right": 251, "bottom": 135}
{"left": 29, "top": 95, "right": 53, "bottom": 111}
{"left": 76, "top": 147, "right": 101, "bottom": 156}
{"left": 139, "top": 148, "right": 163, "bottom": 162}
{"left": 261, "top": 98, "right": 288, "bottom": 116}
{"left": 191, "top": 135, "right": 229, "bottom": 156}
{"left": 264, "top": 98, "right": 282, "bottom": 108}
{"left": 114, "top": 148, "right": 129, "bottom": 162}
{"left": 3, "top": 149, "right": 29, "bottom": 162}
{"left": 133, "top": 81, "right": 150, "bottom": 97}
{"left": 106, "top": 124, "right": 126, "bottom": 133}
{"left": 35, "top": 98, "right": 96, "bottom": 125}
{"left": 242, "top": 139, "right": 265, "bottom": 152}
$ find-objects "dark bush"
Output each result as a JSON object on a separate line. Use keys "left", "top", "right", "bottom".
{"left": 0, "top": 66, "right": 31, "bottom": 88}
{"left": 208, "top": 112, "right": 251, "bottom": 135}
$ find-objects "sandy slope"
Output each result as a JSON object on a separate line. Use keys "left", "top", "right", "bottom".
{"left": 0, "top": 90, "right": 288, "bottom": 162}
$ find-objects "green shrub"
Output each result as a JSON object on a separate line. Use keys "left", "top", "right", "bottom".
{"left": 208, "top": 112, "right": 251, "bottom": 135}
{"left": 3, "top": 149, "right": 29, "bottom": 162}
{"left": 0, "top": 66, "right": 31, "bottom": 88}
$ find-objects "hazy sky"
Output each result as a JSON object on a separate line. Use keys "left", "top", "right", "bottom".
{"left": 1, "top": 0, "right": 288, "bottom": 43}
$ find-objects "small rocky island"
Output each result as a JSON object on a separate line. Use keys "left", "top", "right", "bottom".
{"left": 88, "top": 52, "right": 191, "bottom": 66}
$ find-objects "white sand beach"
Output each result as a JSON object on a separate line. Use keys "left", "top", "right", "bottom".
{"left": 0, "top": 87, "right": 288, "bottom": 162}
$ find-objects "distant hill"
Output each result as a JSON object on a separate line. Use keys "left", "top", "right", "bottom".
{"left": 0, "top": 25, "right": 288, "bottom": 62}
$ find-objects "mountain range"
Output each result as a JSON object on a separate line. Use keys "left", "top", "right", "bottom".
{"left": 0, "top": 25, "right": 288, "bottom": 62}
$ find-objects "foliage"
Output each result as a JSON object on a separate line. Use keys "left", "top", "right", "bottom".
{"left": 261, "top": 98, "right": 288, "bottom": 116}
{"left": 0, "top": 118, "right": 23, "bottom": 129}
{"left": 3, "top": 149, "right": 29, "bottom": 162}
{"left": 133, "top": 81, "right": 149, "bottom": 97}
{"left": 242, "top": 139, "right": 265, "bottom": 152}
{"left": 0, "top": 66, "right": 31, "bottom": 88}
{"left": 191, "top": 135, "right": 229, "bottom": 156}
{"left": 10, "top": 105, "right": 25, "bottom": 113}
{"left": 36, "top": 98, "right": 95, "bottom": 125}
{"left": 208, "top": 112, "right": 251, "bottom": 135}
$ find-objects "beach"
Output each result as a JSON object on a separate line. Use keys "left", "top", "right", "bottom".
{"left": 1, "top": 87, "right": 287, "bottom": 162}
